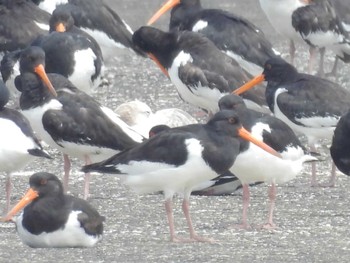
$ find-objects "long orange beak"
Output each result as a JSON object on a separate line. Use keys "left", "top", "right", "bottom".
{"left": 233, "top": 74, "right": 265, "bottom": 96}
{"left": 238, "top": 127, "right": 282, "bottom": 158}
{"left": 148, "top": 53, "right": 169, "bottom": 77}
{"left": 147, "top": 0, "right": 181, "bottom": 25}
{"left": 1, "top": 188, "right": 39, "bottom": 222}
{"left": 34, "top": 64, "right": 58, "bottom": 97}
{"left": 55, "top": 22, "right": 66, "bottom": 32}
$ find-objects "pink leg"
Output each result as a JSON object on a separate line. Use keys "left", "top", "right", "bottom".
{"left": 289, "top": 40, "right": 296, "bottom": 65}
{"left": 320, "top": 162, "right": 337, "bottom": 187}
{"left": 63, "top": 154, "right": 71, "bottom": 193}
{"left": 317, "top": 48, "right": 326, "bottom": 77}
{"left": 234, "top": 184, "right": 251, "bottom": 229}
{"left": 83, "top": 155, "right": 92, "bottom": 200}
{"left": 182, "top": 198, "right": 215, "bottom": 242}
{"left": 308, "top": 46, "right": 317, "bottom": 74}
{"left": 165, "top": 198, "right": 184, "bottom": 242}
{"left": 262, "top": 183, "right": 277, "bottom": 229}
{"left": 5, "top": 174, "right": 12, "bottom": 213}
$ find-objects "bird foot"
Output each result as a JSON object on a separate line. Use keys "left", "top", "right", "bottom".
{"left": 260, "top": 222, "right": 277, "bottom": 230}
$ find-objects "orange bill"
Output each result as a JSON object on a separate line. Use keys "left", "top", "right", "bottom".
{"left": 55, "top": 22, "right": 66, "bottom": 32}
{"left": 1, "top": 188, "right": 39, "bottom": 222}
{"left": 233, "top": 74, "right": 265, "bottom": 95}
{"left": 147, "top": 0, "right": 181, "bottom": 25}
{"left": 34, "top": 64, "right": 58, "bottom": 97}
{"left": 148, "top": 53, "right": 169, "bottom": 77}
{"left": 238, "top": 127, "right": 282, "bottom": 158}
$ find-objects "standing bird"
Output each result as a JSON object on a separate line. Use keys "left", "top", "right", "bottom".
{"left": 147, "top": 0, "right": 280, "bottom": 76}
{"left": 292, "top": 0, "right": 350, "bottom": 75}
{"left": 218, "top": 94, "right": 316, "bottom": 228}
{"left": 330, "top": 110, "right": 350, "bottom": 176}
{"left": 31, "top": 0, "right": 145, "bottom": 58}
{"left": 233, "top": 57, "right": 350, "bottom": 187}
{"left": 2, "top": 172, "right": 104, "bottom": 248}
{"left": 0, "top": 80, "right": 51, "bottom": 212}
{"left": 259, "top": 0, "right": 310, "bottom": 64}
{"left": 82, "top": 110, "right": 280, "bottom": 242}
{"left": 16, "top": 46, "right": 144, "bottom": 199}
{"left": 132, "top": 26, "right": 267, "bottom": 116}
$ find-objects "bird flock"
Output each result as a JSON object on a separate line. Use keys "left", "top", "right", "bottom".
{"left": 0, "top": 0, "right": 350, "bottom": 247}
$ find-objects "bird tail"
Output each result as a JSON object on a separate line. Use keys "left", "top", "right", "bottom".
{"left": 27, "top": 149, "right": 52, "bottom": 159}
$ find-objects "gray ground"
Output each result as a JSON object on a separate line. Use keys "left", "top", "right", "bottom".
{"left": 1, "top": 0, "right": 350, "bottom": 262}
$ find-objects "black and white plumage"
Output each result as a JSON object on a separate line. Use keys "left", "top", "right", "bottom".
{"left": 330, "top": 110, "right": 350, "bottom": 176}
{"left": 234, "top": 57, "right": 350, "bottom": 186}
{"left": 148, "top": 0, "right": 279, "bottom": 76}
{"left": 132, "top": 26, "right": 267, "bottom": 115}
{"left": 147, "top": 124, "right": 243, "bottom": 196}
{"left": 219, "top": 94, "right": 315, "bottom": 228}
{"left": 259, "top": 0, "right": 309, "bottom": 64}
{"left": 32, "top": 0, "right": 145, "bottom": 58}
{"left": 332, "top": 0, "right": 350, "bottom": 33}
{"left": 82, "top": 110, "right": 279, "bottom": 242}
{"left": 292, "top": 0, "right": 350, "bottom": 75}
{"left": 0, "top": 80, "right": 51, "bottom": 212}
{"left": 0, "top": 0, "right": 50, "bottom": 53}
{"left": 16, "top": 46, "right": 144, "bottom": 199}
{"left": 3, "top": 172, "right": 104, "bottom": 248}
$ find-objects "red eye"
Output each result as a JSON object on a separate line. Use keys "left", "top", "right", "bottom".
{"left": 40, "top": 179, "right": 47, "bottom": 185}
{"left": 228, "top": 117, "right": 237, "bottom": 124}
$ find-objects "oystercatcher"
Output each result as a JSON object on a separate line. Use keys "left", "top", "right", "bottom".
{"left": 259, "top": 0, "right": 309, "bottom": 64}
{"left": 132, "top": 26, "right": 267, "bottom": 115}
{"left": 82, "top": 110, "right": 280, "bottom": 242}
{"left": 147, "top": 124, "right": 243, "bottom": 196}
{"left": 330, "top": 110, "right": 350, "bottom": 176}
{"left": 292, "top": 0, "right": 350, "bottom": 75}
{"left": 147, "top": 0, "right": 279, "bottom": 76}
{"left": 234, "top": 57, "right": 350, "bottom": 187}
{"left": 219, "top": 94, "right": 316, "bottom": 228}
{"left": 32, "top": 0, "right": 145, "bottom": 58}
{"left": 16, "top": 46, "right": 144, "bottom": 199}
{"left": 0, "top": 80, "right": 51, "bottom": 212}
{"left": 2, "top": 172, "right": 105, "bottom": 248}
{"left": 0, "top": 0, "right": 49, "bottom": 53}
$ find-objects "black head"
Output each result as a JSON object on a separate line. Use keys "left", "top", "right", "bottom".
{"left": 207, "top": 110, "right": 243, "bottom": 136}
{"left": 19, "top": 46, "right": 46, "bottom": 74}
{"left": 218, "top": 94, "right": 246, "bottom": 111}
{"left": 262, "top": 58, "right": 299, "bottom": 83}
{"left": 133, "top": 26, "right": 173, "bottom": 53}
{"left": 29, "top": 172, "right": 64, "bottom": 198}
{"left": 49, "top": 5, "right": 75, "bottom": 32}
{"left": 0, "top": 80, "right": 10, "bottom": 109}
{"left": 149, "top": 124, "right": 171, "bottom": 137}
{"left": 170, "top": 0, "right": 202, "bottom": 31}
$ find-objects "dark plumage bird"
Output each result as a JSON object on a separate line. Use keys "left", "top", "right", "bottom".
{"left": 148, "top": 124, "right": 244, "bottom": 196}
{"left": 259, "top": 0, "right": 309, "bottom": 65}
{"left": 0, "top": 0, "right": 49, "bottom": 53}
{"left": 292, "top": 0, "right": 350, "bottom": 75}
{"left": 234, "top": 57, "right": 350, "bottom": 187}
{"left": 82, "top": 110, "right": 279, "bottom": 242}
{"left": 218, "top": 94, "right": 316, "bottom": 228}
{"left": 148, "top": 0, "right": 279, "bottom": 76}
{"left": 32, "top": 0, "right": 145, "bottom": 58}
{"left": 0, "top": 80, "right": 51, "bottom": 212}
{"left": 132, "top": 26, "right": 267, "bottom": 115}
{"left": 16, "top": 46, "right": 144, "bottom": 199}
{"left": 330, "top": 110, "right": 350, "bottom": 176}
{"left": 2, "top": 172, "right": 104, "bottom": 248}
